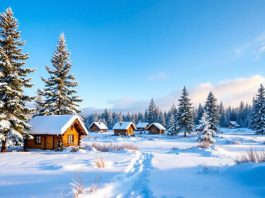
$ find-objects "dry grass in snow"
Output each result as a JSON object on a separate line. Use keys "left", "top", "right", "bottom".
{"left": 95, "top": 157, "right": 107, "bottom": 168}
{"left": 91, "top": 142, "right": 139, "bottom": 152}
{"left": 197, "top": 141, "right": 211, "bottom": 148}
{"left": 235, "top": 148, "right": 265, "bottom": 164}
{"left": 72, "top": 171, "right": 84, "bottom": 198}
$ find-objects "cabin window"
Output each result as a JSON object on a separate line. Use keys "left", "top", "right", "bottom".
{"left": 68, "top": 134, "right": 74, "bottom": 143}
{"left": 35, "top": 136, "right": 41, "bottom": 144}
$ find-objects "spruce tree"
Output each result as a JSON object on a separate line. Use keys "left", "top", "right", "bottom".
{"left": 0, "top": 8, "right": 34, "bottom": 152}
{"left": 219, "top": 102, "right": 226, "bottom": 127}
{"left": 167, "top": 114, "right": 178, "bottom": 135}
{"left": 33, "top": 89, "right": 44, "bottom": 117}
{"left": 204, "top": 92, "right": 219, "bottom": 132}
{"left": 251, "top": 84, "right": 265, "bottom": 134}
{"left": 197, "top": 111, "right": 216, "bottom": 143}
{"left": 147, "top": 98, "right": 157, "bottom": 123}
{"left": 176, "top": 87, "right": 194, "bottom": 137}
{"left": 41, "top": 33, "right": 82, "bottom": 115}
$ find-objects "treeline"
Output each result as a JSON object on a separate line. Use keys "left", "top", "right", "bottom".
{"left": 84, "top": 97, "right": 252, "bottom": 129}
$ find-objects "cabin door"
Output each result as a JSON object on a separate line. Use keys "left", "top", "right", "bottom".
{"left": 46, "top": 135, "right": 54, "bottom": 150}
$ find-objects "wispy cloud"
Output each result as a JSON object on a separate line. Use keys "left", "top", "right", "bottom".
{"left": 148, "top": 72, "right": 168, "bottom": 81}
{"left": 233, "top": 31, "right": 265, "bottom": 59}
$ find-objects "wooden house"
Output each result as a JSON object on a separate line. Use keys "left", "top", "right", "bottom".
{"left": 227, "top": 121, "right": 240, "bottom": 129}
{"left": 89, "top": 122, "right": 108, "bottom": 132}
{"left": 26, "top": 115, "right": 88, "bottom": 150}
{"left": 136, "top": 122, "right": 149, "bottom": 131}
{"left": 147, "top": 123, "right": 166, "bottom": 134}
{"left": 113, "top": 121, "right": 136, "bottom": 136}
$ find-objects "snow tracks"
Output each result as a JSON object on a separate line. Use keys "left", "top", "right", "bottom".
{"left": 86, "top": 151, "right": 154, "bottom": 198}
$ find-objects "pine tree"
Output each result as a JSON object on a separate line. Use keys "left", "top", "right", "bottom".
{"left": 0, "top": 8, "right": 34, "bottom": 152}
{"left": 195, "top": 103, "right": 204, "bottom": 125}
{"left": 33, "top": 89, "right": 44, "bottom": 117}
{"left": 176, "top": 87, "right": 194, "bottom": 137}
{"left": 147, "top": 98, "right": 157, "bottom": 123}
{"left": 167, "top": 114, "right": 178, "bottom": 135}
{"left": 204, "top": 92, "right": 219, "bottom": 132}
{"left": 251, "top": 84, "right": 265, "bottom": 134}
{"left": 41, "top": 33, "right": 82, "bottom": 115}
{"left": 219, "top": 102, "right": 226, "bottom": 127}
{"left": 197, "top": 111, "right": 216, "bottom": 143}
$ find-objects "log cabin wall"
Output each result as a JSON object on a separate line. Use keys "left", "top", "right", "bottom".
{"left": 148, "top": 126, "right": 164, "bottom": 134}
{"left": 62, "top": 124, "right": 80, "bottom": 147}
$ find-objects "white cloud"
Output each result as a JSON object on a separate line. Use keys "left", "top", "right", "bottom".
{"left": 148, "top": 72, "right": 168, "bottom": 81}
{"left": 189, "top": 74, "right": 265, "bottom": 107}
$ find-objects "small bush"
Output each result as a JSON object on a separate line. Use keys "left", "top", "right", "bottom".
{"left": 72, "top": 171, "right": 84, "bottom": 198}
{"left": 91, "top": 142, "right": 139, "bottom": 152}
{"left": 197, "top": 141, "right": 211, "bottom": 148}
{"left": 235, "top": 148, "right": 265, "bottom": 164}
{"left": 70, "top": 147, "right": 80, "bottom": 152}
{"left": 95, "top": 157, "right": 106, "bottom": 168}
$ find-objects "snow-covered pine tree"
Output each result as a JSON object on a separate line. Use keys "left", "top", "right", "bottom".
{"left": 147, "top": 98, "right": 157, "bottom": 123}
{"left": 219, "top": 102, "right": 226, "bottom": 127}
{"left": 33, "top": 89, "right": 44, "bottom": 117}
{"left": 176, "top": 87, "right": 194, "bottom": 137}
{"left": 167, "top": 114, "right": 178, "bottom": 135}
{"left": 204, "top": 92, "right": 219, "bottom": 132}
{"left": 251, "top": 84, "right": 265, "bottom": 134}
{"left": 0, "top": 8, "right": 34, "bottom": 152}
{"left": 41, "top": 33, "right": 82, "bottom": 115}
{"left": 197, "top": 111, "right": 216, "bottom": 143}
{"left": 195, "top": 103, "right": 204, "bottom": 125}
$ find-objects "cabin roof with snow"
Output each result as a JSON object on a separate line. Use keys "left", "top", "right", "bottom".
{"left": 89, "top": 122, "right": 108, "bottom": 130}
{"left": 29, "top": 115, "right": 88, "bottom": 135}
{"left": 136, "top": 122, "right": 149, "bottom": 129}
{"left": 147, "top": 123, "right": 166, "bottom": 131}
{"left": 113, "top": 121, "right": 136, "bottom": 130}
{"left": 227, "top": 121, "right": 240, "bottom": 127}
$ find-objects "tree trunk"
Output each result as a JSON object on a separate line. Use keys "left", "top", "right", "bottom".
{"left": 184, "top": 131, "right": 187, "bottom": 137}
{"left": 1, "top": 140, "right": 7, "bottom": 152}
{"left": 23, "top": 138, "right": 27, "bottom": 151}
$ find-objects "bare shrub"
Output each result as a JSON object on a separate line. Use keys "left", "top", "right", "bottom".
{"left": 95, "top": 157, "right": 107, "bottom": 168}
{"left": 91, "top": 142, "right": 139, "bottom": 152}
{"left": 235, "top": 148, "right": 265, "bottom": 164}
{"left": 87, "top": 176, "right": 100, "bottom": 193}
{"left": 197, "top": 141, "right": 211, "bottom": 149}
{"left": 72, "top": 170, "right": 84, "bottom": 198}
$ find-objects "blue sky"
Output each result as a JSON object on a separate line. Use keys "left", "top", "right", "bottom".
{"left": 1, "top": 0, "right": 265, "bottom": 112}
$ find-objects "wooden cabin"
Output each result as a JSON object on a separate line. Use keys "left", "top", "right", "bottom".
{"left": 136, "top": 122, "right": 149, "bottom": 131}
{"left": 227, "top": 121, "right": 240, "bottom": 129}
{"left": 89, "top": 122, "right": 108, "bottom": 132}
{"left": 26, "top": 115, "right": 88, "bottom": 150}
{"left": 147, "top": 123, "right": 166, "bottom": 134}
{"left": 113, "top": 121, "right": 136, "bottom": 136}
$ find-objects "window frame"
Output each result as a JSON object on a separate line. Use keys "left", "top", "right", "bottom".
{"left": 67, "top": 134, "right": 74, "bottom": 144}
{"left": 35, "top": 135, "right": 42, "bottom": 145}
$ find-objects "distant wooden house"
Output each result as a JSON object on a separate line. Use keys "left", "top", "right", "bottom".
{"left": 113, "top": 121, "right": 136, "bottom": 136}
{"left": 136, "top": 122, "right": 149, "bottom": 131}
{"left": 26, "top": 115, "right": 88, "bottom": 150}
{"left": 147, "top": 123, "right": 166, "bottom": 134}
{"left": 227, "top": 121, "right": 240, "bottom": 129}
{"left": 89, "top": 122, "right": 108, "bottom": 132}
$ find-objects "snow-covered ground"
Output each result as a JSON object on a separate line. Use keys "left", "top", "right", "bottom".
{"left": 1, "top": 128, "right": 265, "bottom": 198}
